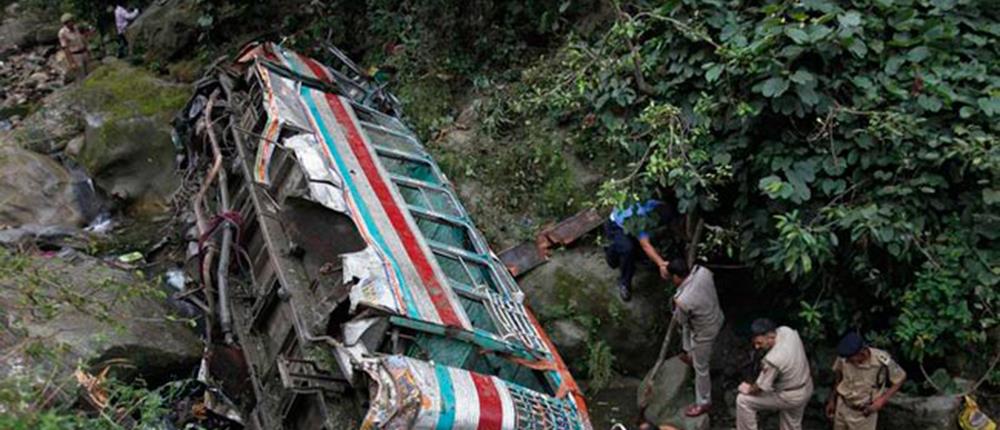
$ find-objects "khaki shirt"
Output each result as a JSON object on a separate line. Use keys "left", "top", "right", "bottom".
{"left": 674, "top": 265, "right": 724, "bottom": 344}
{"left": 833, "top": 347, "right": 906, "bottom": 407}
{"left": 58, "top": 26, "right": 87, "bottom": 53}
{"left": 757, "top": 326, "right": 813, "bottom": 401}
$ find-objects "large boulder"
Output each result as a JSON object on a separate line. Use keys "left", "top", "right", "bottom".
{"left": 70, "top": 60, "right": 188, "bottom": 216}
{"left": 0, "top": 3, "right": 60, "bottom": 55}
{"left": 0, "top": 250, "right": 202, "bottom": 389}
{"left": 520, "top": 245, "right": 670, "bottom": 376}
{"left": 879, "top": 393, "right": 962, "bottom": 430}
{"left": 0, "top": 146, "right": 96, "bottom": 229}
{"left": 126, "top": 0, "right": 201, "bottom": 64}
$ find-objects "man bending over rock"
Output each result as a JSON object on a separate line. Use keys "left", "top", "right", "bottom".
{"left": 736, "top": 318, "right": 814, "bottom": 430}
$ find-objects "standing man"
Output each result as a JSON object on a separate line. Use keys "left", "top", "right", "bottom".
{"left": 736, "top": 318, "right": 814, "bottom": 430}
{"left": 669, "top": 258, "right": 724, "bottom": 417}
{"left": 58, "top": 13, "right": 91, "bottom": 82}
{"left": 825, "top": 332, "right": 906, "bottom": 430}
{"left": 114, "top": 4, "right": 140, "bottom": 58}
{"left": 603, "top": 199, "right": 673, "bottom": 301}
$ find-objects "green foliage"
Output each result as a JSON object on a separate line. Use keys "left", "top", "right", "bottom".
{"left": 515, "top": 0, "right": 999, "bottom": 371}
{"left": 585, "top": 340, "right": 615, "bottom": 393}
{"left": 0, "top": 372, "right": 185, "bottom": 429}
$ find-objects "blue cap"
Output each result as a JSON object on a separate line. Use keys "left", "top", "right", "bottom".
{"left": 837, "top": 332, "right": 866, "bottom": 357}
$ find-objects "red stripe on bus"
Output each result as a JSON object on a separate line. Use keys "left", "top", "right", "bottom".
{"left": 300, "top": 54, "right": 333, "bottom": 83}
{"left": 324, "top": 94, "right": 464, "bottom": 328}
{"left": 470, "top": 372, "right": 503, "bottom": 430}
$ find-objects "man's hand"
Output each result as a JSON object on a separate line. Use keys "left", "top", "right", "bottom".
{"left": 658, "top": 262, "right": 670, "bottom": 279}
{"left": 825, "top": 400, "right": 836, "bottom": 419}
{"left": 863, "top": 397, "right": 887, "bottom": 416}
{"left": 738, "top": 382, "right": 752, "bottom": 395}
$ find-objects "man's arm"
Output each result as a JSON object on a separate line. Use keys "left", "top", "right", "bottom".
{"left": 739, "top": 362, "right": 776, "bottom": 396}
{"left": 866, "top": 373, "right": 905, "bottom": 415}
{"left": 826, "top": 368, "right": 842, "bottom": 418}
{"left": 637, "top": 236, "right": 668, "bottom": 278}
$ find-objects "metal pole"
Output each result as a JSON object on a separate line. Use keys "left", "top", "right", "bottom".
{"left": 217, "top": 167, "right": 234, "bottom": 345}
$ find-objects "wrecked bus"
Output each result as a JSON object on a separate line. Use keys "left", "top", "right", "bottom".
{"left": 177, "top": 42, "right": 592, "bottom": 430}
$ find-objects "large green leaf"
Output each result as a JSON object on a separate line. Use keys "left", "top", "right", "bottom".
{"left": 761, "top": 77, "right": 790, "bottom": 98}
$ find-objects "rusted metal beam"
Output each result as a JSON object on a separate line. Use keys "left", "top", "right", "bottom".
{"left": 499, "top": 208, "right": 605, "bottom": 277}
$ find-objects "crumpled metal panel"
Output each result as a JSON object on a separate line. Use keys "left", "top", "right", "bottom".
{"left": 359, "top": 356, "right": 524, "bottom": 430}
{"left": 283, "top": 133, "right": 346, "bottom": 213}
{"left": 343, "top": 246, "right": 404, "bottom": 316}
{"left": 252, "top": 64, "right": 313, "bottom": 184}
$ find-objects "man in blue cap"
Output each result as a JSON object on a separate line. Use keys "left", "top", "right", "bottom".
{"left": 824, "top": 332, "right": 907, "bottom": 430}
{"left": 603, "top": 199, "right": 673, "bottom": 301}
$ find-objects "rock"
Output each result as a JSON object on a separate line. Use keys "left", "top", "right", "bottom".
{"left": 5, "top": 83, "right": 83, "bottom": 153}
{"left": 639, "top": 357, "right": 710, "bottom": 430}
{"left": 520, "top": 245, "right": 670, "bottom": 376}
{"left": 0, "top": 4, "right": 60, "bottom": 55}
{"left": 80, "top": 114, "right": 180, "bottom": 216}
{"left": 547, "top": 318, "right": 590, "bottom": 364}
{"left": 126, "top": 0, "right": 201, "bottom": 63}
{"left": 0, "top": 250, "right": 201, "bottom": 388}
{"left": 0, "top": 146, "right": 94, "bottom": 228}
{"left": 65, "top": 60, "right": 188, "bottom": 216}
{"left": 65, "top": 134, "right": 84, "bottom": 157}
{"left": 879, "top": 393, "right": 962, "bottom": 430}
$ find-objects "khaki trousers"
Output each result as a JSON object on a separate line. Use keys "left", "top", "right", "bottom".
{"left": 682, "top": 326, "right": 715, "bottom": 405}
{"left": 735, "top": 386, "right": 811, "bottom": 430}
{"left": 833, "top": 400, "right": 877, "bottom": 430}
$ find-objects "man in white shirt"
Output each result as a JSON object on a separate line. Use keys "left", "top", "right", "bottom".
{"left": 114, "top": 4, "right": 140, "bottom": 58}
{"left": 736, "top": 318, "right": 814, "bottom": 430}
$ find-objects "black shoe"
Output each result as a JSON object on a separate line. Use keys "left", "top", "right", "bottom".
{"left": 618, "top": 283, "right": 631, "bottom": 301}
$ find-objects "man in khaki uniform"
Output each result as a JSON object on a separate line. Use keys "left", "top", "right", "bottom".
{"left": 58, "top": 13, "right": 91, "bottom": 82}
{"left": 825, "top": 332, "right": 906, "bottom": 430}
{"left": 670, "top": 258, "right": 724, "bottom": 417}
{"left": 736, "top": 318, "right": 813, "bottom": 430}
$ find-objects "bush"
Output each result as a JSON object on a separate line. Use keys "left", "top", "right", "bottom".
{"left": 513, "top": 0, "right": 997, "bottom": 376}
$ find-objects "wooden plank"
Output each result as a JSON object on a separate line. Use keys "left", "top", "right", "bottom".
{"left": 541, "top": 208, "right": 604, "bottom": 246}
{"left": 498, "top": 242, "right": 547, "bottom": 278}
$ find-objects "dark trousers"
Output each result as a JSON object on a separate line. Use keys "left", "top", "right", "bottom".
{"left": 117, "top": 33, "right": 128, "bottom": 58}
{"left": 604, "top": 220, "right": 642, "bottom": 289}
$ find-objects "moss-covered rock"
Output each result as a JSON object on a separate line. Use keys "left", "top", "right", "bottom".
{"left": 74, "top": 59, "right": 189, "bottom": 123}
{"left": 70, "top": 60, "right": 188, "bottom": 217}
{"left": 520, "top": 246, "right": 670, "bottom": 376}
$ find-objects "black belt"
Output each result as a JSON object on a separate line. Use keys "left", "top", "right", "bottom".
{"left": 69, "top": 49, "right": 87, "bottom": 54}
{"left": 781, "top": 382, "right": 809, "bottom": 392}
{"left": 838, "top": 394, "right": 870, "bottom": 411}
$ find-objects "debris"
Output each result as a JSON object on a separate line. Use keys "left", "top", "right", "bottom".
{"left": 499, "top": 241, "right": 547, "bottom": 277}
{"left": 117, "top": 251, "right": 144, "bottom": 264}
{"left": 500, "top": 207, "right": 606, "bottom": 277}
{"left": 74, "top": 367, "right": 111, "bottom": 411}
{"left": 165, "top": 268, "right": 186, "bottom": 291}
{"left": 84, "top": 213, "right": 114, "bottom": 234}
